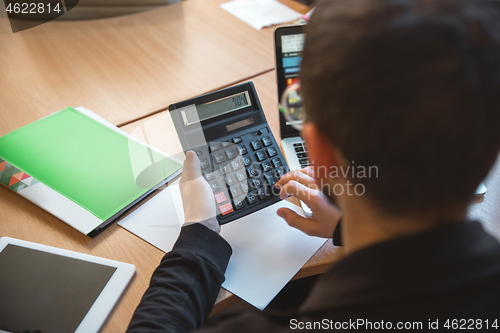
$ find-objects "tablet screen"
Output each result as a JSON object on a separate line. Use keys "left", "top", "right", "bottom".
{"left": 0, "top": 244, "right": 117, "bottom": 333}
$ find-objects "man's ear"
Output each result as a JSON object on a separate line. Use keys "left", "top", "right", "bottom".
{"left": 302, "top": 123, "right": 344, "bottom": 178}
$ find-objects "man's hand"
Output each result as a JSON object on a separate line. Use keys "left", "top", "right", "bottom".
{"left": 275, "top": 167, "right": 342, "bottom": 238}
{"left": 179, "top": 151, "right": 220, "bottom": 233}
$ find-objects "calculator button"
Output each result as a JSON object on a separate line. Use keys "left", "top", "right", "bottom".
{"left": 264, "top": 173, "right": 278, "bottom": 187}
{"left": 219, "top": 165, "right": 231, "bottom": 175}
{"left": 214, "top": 153, "right": 225, "bottom": 164}
{"left": 243, "top": 156, "right": 252, "bottom": 167}
{"left": 225, "top": 175, "right": 235, "bottom": 186}
{"left": 293, "top": 143, "right": 302, "bottom": 147}
{"left": 246, "top": 193, "right": 258, "bottom": 205}
{"left": 234, "top": 199, "right": 247, "bottom": 210}
{"left": 195, "top": 150, "right": 203, "bottom": 156}
{"left": 209, "top": 181, "right": 221, "bottom": 192}
{"left": 275, "top": 168, "right": 285, "bottom": 179}
{"left": 255, "top": 151, "right": 267, "bottom": 161}
{"left": 269, "top": 186, "right": 280, "bottom": 196}
{"left": 271, "top": 158, "right": 283, "bottom": 168}
{"left": 240, "top": 183, "right": 250, "bottom": 194}
{"left": 225, "top": 149, "right": 237, "bottom": 160}
{"left": 200, "top": 159, "right": 210, "bottom": 170}
{"left": 257, "top": 188, "right": 270, "bottom": 200}
{"left": 203, "top": 171, "right": 216, "bottom": 181}
{"left": 261, "top": 161, "right": 273, "bottom": 172}
{"left": 231, "top": 159, "right": 243, "bottom": 171}
{"left": 250, "top": 141, "right": 262, "bottom": 151}
{"left": 294, "top": 146, "right": 304, "bottom": 153}
{"left": 219, "top": 203, "right": 234, "bottom": 216}
{"left": 299, "top": 158, "right": 309, "bottom": 164}
{"left": 266, "top": 147, "right": 278, "bottom": 158}
{"left": 235, "top": 172, "right": 246, "bottom": 182}
{"left": 261, "top": 136, "right": 272, "bottom": 147}
{"left": 221, "top": 141, "right": 232, "bottom": 148}
{"left": 230, "top": 187, "right": 241, "bottom": 198}
{"left": 297, "top": 153, "right": 307, "bottom": 159}
{"left": 237, "top": 145, "right": 248, "bottom": 155}
{"left": 210, "top": 143, "right": 221, "bottom": 152}
{"left": 232, "top": 137, "right": 243, "bottom": 144}
{"left": 246, "top": 167, "right": 259, "bottom": 178}
{"left": 251, "top": 178, "right": 263, "bottom": 188}
{"left": 214, "top": 192, "right": 227, "bottom": 204}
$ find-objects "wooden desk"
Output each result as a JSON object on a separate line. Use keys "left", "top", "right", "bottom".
{"left": 3, "top": 0, "right": 499, "bottom": 330}
{"left": 1, "top": 1, "right": 317, "bottom": 331}
{"left": 0, "top": 0, "right": 309, "bottom": 137}
{"left": 2, "top": 67, "right": 500, "bottom": 332}
{"left": 0, "top": 70, "right": 341, "bottom": 332}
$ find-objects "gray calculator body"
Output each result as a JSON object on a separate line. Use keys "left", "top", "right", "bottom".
{"left": 169, "top": 82, "right": 289, "bottom": 224}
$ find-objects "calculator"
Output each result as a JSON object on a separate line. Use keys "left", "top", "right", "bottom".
{"left": 169, "top": 82, "right": 290, "bottom": 224}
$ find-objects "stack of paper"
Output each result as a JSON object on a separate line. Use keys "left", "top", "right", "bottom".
{"left": 221, "top": 0, "right": 302, "bottom": 31}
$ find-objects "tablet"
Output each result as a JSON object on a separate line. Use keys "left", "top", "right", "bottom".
{"left": 0, "top": 237, "right": 135, "bottom": 333}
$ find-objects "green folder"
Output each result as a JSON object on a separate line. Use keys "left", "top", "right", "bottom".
{"left": 0, "top": 108, "right": 182, "bottom": 235}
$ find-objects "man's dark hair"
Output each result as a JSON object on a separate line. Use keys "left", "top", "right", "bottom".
{"left": 301, "top": 0, "right": 500, "bottom": 216}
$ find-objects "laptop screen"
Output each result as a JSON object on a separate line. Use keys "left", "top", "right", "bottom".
{"left": 275, "top": 25, "right": 305, "bottom": 138}
{"left": 281, "top": 33, "right": 304, "bottom": 89}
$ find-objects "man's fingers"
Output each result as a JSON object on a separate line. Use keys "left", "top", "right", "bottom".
{"left": 277, "top": 207, "right": 318, "bottom": 236}
{"left": 279, "top": 180, "right": 323, "bottom": 211}
{"left": 181, "top": 151, "right": 202, "bottom": 182}
{"left": 301, "top": 166, "right": 315, "bottom": 177}
{"left": 276, "top": 169, "right": 318, "bottom": 190}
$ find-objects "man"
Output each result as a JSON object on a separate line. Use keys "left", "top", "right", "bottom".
{"left": 127, "top": 0, "right": 500, "bottom": 331}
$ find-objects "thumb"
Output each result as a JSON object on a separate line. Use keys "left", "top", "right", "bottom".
{"left": 277, "top": 207, "right": 316, "bottom": 236}
{"left": 181, "top": 151, "right": 202, "bottom": 182}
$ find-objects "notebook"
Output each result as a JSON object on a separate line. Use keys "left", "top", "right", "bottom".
{"left": 0, "top": 107, "right": 182, "bottom": 237}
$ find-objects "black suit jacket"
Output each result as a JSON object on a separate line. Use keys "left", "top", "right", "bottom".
{"left": 127, "top": 221, "right": 500, "bottom": 332}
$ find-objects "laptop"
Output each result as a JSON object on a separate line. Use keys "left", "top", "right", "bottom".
{"left": 275, "top": 25, "right": 313, "bottom": 215}
{"left": 274, "top": 25, "right": 487, "bottom": 211}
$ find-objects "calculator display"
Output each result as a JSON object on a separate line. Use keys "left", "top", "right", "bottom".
{"left": 227, "top": 118, "right": 254, "bottom": 132}
{"left": 182, "top": 91, "right": 251, "bottom": 126}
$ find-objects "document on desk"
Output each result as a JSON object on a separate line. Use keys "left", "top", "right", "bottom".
{"left": 220, "top": 0, "right": 302, "bottom": 31}
{"left": 0, "top": 107, "right": 182, "bottom": 237}
{"left": 119, "top": 181, "right": 327, "bottom": 309}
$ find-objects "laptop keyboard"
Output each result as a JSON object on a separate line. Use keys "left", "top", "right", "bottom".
{"left": 293, "top": 142, "right": 310, "bottom": 168}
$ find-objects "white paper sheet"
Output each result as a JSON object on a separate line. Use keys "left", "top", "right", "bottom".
{"left": 119, "top": 180, "right": 184, "bottom": 254}
{"left": 220, "top": 0, "right": 302, "bottom": 31}
{"left": 119, "top": 182, "right": 327, "bottom": 309}
{"left": 219, "top": 202, "right": 327, "bottom": 309}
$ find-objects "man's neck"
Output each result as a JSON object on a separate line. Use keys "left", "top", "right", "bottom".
{"left": 339, "top": 196, "right": 467, "bottom": 255}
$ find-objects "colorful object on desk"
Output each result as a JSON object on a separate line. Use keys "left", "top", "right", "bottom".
{"left": 0, "top": 159, "right": 39, "bottom": 192}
